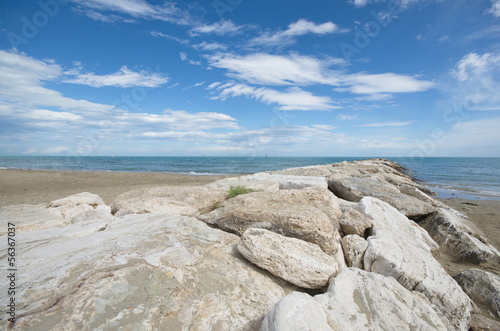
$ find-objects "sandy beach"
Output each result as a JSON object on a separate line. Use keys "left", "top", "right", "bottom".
{"left": 0, "top": 169, "right": 236, "bottom": 207}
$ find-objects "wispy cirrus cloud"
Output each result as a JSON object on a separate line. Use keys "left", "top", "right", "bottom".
{"left": 450, "top": 52, "right": 500, "bottom": 82}
{"left": 249, "top": 19, "right": 346, "bottom": 47}
{"left": 356, "top": 121, "right": 415, "bottom": 127}
{"left": 486, "top": 0, "right": 500, "bottom": 17}
{"left": 208, "top": 53, "right": 342, "bottom": 86}
{"left": 189, "top": 20, "right": 244, "bottom": 36}
{"left": 338, "top": 73, "right": 435, "bottom": 94}
{"left": 350, "top": 0, "right": 425, "bottom": 9}
{"left": 443, "top": 51, "right": 500, "bottom": 113}
{"left": 70, "top": 0, "right": 191, "bottom": 25}
{"left": 64, "top": 66, "right": 169, "bottom": 88}
{"left": 208, "top": 83, "right": 338, "bottom": 111}
{"left": 193, "top": 42, "right": 227, "bottom": 51}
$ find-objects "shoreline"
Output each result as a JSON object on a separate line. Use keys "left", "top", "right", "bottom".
{"left": 0, "top": 169, "right": 237, "bottom": 207}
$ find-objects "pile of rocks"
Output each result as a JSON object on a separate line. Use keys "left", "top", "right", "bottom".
{"left": 1, "top": 159, "right": 499, "bottom": 330}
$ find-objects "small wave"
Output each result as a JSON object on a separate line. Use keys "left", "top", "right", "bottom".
{"left": 186, "top": 171, "right": 229, "bottom": 176}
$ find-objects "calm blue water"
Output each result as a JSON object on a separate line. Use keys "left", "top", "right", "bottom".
{"left": 0, "top": 156, "right": 499, "bottom": 200}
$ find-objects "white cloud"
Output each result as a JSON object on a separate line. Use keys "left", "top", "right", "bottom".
{"left": 190, "top": 20, "right": 243, "bottom": 36}
{"left": 150, "top": 31, "right": 190, "bottom": 45}
{"left": 338, "top": 114, "right": 358, "bottom": 121}
{"left": 0, "top": 50, "right": 114, "bottom": 114}
{"left": 250, "top": 19, "right": 343, "bottom": 47}
{"left": 356, "top": 121, "right": 415, "bottom": 127}
{"left": 193, "top": 42, "right": 227, "bottom": 51}
{"left": 312, "top": 125, "right": 337, "bottom": 130}
{"left": 180, "top": 53, "right": 201, "bottom": 66}
{"left": 42, "top": 146, "right": 70, "bottom": 154}
{"left": 486, "top": 0, "right": 500, "bottom": 17}
{"left": 207, "top": 52, "right": 433, "bottom": 97}
{"left": 136, "top": 125, "right": 346, "bottom": 155}
{"left": 437, "top": 35, "right": 449, "bottom": 42}
{"left": 432, "top": 117, "right": 500, "bottom": 156}
{"left": 340, "top": 73, "right": 434, "bottom": 94}
{"left": 351, "top": 0, "right": 422, "bottom": 8}
{"left": 64, "top": 66, "right": 169, "bottom": 88}
{"left": 208, "top": 53, "right": 341, "bottom": 86}
{"left": 119, "top": 109, "right": 240, "bottom": 131}
{"left": 71, "top": 0, "right": 190, "bottom": 25}
{"left": 450, "top": 52, "right": 500, "bottom": 82}
{"left": 210, "top": 83, "right": 337, "bottom": 111}
{"left": 446, "top": 51, "right": 500, "bottom": 111}
{"left": 351, "top": 0, "right": 370, "bottom": 7}
{"left": 72, "top": 8, "right": 131, "bottom": 23}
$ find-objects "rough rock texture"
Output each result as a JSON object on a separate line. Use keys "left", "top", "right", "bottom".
{"left": 267, "top": 164, "right": 334, "bottom": 178}
{"left": 0, "top": 210, "right": 297, "bottom": 330}
{"left": 470, "top": 314, "right": 500, "bottom": 331}
{"left": 420, "top": 209, "right": 500, "bottom": 264}
{"left": 0, "top": 193, "right": 114, "bottom": 236}
{"left": 0, "top": 204, "right": 67, "bottom": 234}
{"left": 47, "top": 192, "right": 111, "bottom": 220}
{"left": 262, "top": 268, "right": 448, "bottom": 331}
{"left": 329, "top": 177, "right": 435, "bottom": 218}
{"left": 329, "top": 159, "right": 435, "bottom": 196}
{"left": 341, "top": 235, "right": 368, "bottom": 269}
{"left": 199, "top": 188, "right": 342, "bottom": 255}
{"left": 205, "top": 177, "right": 280, "bottom": 192}
{"left": 454, "top": 269, "right": 500, "bottom": 318}
{"left": 238, "top": 228, "right": 339, "bottom": 289}
{"left": 260, "top": 292, "right": 332, "bottom": 331}
{"left": 339, "top": 208, "right": 372, "bottom": 237}
{"left": 358, "top": 197, "right": 473, "bottom": 331}
{"left": 400, "top": 184, "right": 448, "bottom": 208}
{"left": 245, "top": 174, "right": 328, "bottom": 190}
{"left": 111, "top": 186, "right": 227, "bottom": 217}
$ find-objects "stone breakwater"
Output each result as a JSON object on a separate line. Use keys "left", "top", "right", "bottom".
{"left": 0, "top": 159, "right": 499, "bottom": 330}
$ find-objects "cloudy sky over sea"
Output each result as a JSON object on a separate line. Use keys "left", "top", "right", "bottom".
{"left": 0, "top": 0, "right": 499, "bottom": 157}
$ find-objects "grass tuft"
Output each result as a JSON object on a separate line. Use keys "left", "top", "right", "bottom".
{"left": 227, "top": 185, "right": 256, "bottom": 198}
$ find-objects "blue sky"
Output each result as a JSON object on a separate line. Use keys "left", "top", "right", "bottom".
{"left": 0, "top": 0, "right": 499, "bottom": 157}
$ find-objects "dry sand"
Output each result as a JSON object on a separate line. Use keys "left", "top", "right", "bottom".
{"left": 0, "top": 169, "right": 236, "bottom": 207}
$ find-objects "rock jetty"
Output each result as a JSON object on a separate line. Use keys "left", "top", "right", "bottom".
{"left": 1, "top": 159, "right": 499, "bottom": 330}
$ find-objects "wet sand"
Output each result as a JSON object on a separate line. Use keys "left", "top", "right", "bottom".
{"left": 0, "top": 169, "right": 236, "bottom": 207}
{"left": 433, "top": 198, "right": 500, "bottom": 277}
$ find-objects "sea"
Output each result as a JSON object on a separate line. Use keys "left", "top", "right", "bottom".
{"left": 0, "top": 156, "right": 499, "bottom": 201}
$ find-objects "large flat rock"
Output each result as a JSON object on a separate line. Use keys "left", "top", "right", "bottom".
{"left": 238, "top": 228, "right": 339, "bottom": 289}
{"left": 0, "top": 213, "right": 297, "bottom": 330}
{"left": 261, "top": 268, "right": 448, "bottom": 331}
{"left": 419, "top": 209, "right": 500, "bottom": 264}
{"left": 199, "top": 188, "right": 342, "bottom": 255}
{"left": 358, "top": 197, "right": 473, "bottom": 330}
{"left": 111, "top": 186, "right": 227, "bottom": 217}
{"left": 454, "top": 268, "right": 500, "bottom": 318}
{"left": 329, "top": 177, "right": 435, "bottom": 218}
